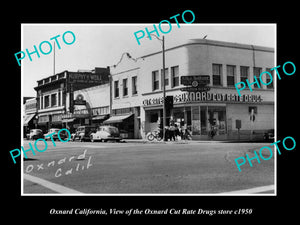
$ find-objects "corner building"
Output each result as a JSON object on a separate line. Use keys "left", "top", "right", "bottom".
{"left": 111, "top": 39, "right": 275, "bottom": 140}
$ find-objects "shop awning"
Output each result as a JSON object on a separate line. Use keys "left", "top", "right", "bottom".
{"left": 92, "top": 115, "right": 108, "bottom": 120}
{"left": 103, "top": 114, "right": 133, "bottom": 124}
{"left": 23, "top": 114, "right": 35, "bottom": 126}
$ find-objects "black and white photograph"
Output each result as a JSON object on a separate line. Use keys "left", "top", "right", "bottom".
{"left": 4, "top": 4, "right": 298, "bottom": 221}
{"left": 21, "top": 23, "right": 276, "bottom": 195}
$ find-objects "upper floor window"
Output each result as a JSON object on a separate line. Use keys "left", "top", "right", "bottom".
{"left": 123, "top": 78, "right": 128, "bottom": 96}
{"left": 240, "top": 66, "right": 249, "bottom": 83}
{"left": 171, "top": 66, "right": 179, "bottom": 88}
{"left": 114, "top": 80, "right": 119, "bottom": 98}
{"left": 253, "top": 67, "right": 262, "bottom": 88}
{"left": 44, "top": 95, "right": 50, "bottom": 108}
{"left": 212, "top": 64, "right": 222, "bottom": 86}
{"left": 132, "top": 76, "right": 138, "bottom": 95}
{"left": 161, "top": 68, "right": 169, "bottom": 87}
{"left": 152, "top": 70, "right": 159, "bottom": 91}
{"left": 226, "top": 65, "right": 236, "bottom": 86}
{"left": 265, "top": 68, "right": 274, "bottom": 89}
{"left": 51, "top": 93, "right": 57, "bottom": 107}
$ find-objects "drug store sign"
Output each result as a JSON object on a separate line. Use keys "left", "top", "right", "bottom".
{"left": 142, "top": 91, "right": 262, "bottom": 106}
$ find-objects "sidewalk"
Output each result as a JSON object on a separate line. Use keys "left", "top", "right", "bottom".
{"left": 123, "top": 138, "right": 270, "bottom": 144}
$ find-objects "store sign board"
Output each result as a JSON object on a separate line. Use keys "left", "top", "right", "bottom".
{"left": 68, "top": 72, "right": 103, "bottom": 84}
{"left": 181, "top": 75, "right": 210, "bottom": 86}
{"left": 180, "top": 86, "right": 211, "bottom": 92}
{"left": 73, "top": 94, "right": 86, "bottom": 105}
{"left": 143, "top": 91, "right": 262, "bottom": 107}
{"left": 62, "top": 113, "right": 89, "bottom": 119}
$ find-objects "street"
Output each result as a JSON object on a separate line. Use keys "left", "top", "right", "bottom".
{"left": 22, "top": 139, "right": 275, "bottom": 195}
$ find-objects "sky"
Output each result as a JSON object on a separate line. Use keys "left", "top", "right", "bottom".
{"left": 22, "top": 24, "right": 276, "bottom": 97}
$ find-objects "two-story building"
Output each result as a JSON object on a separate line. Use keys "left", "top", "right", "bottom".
{"left": 34, "top": 67, "right": 109, "bottom": 133}
{"left": 108, "top": 53, "right": 142, "bottom": 139}
{"left": 110, "top": 39, "right": 275, "bottom": 140}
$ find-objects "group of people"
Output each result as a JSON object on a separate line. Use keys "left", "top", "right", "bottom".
{"left": 163, "top": 123, "right": 192, "bottom": 141}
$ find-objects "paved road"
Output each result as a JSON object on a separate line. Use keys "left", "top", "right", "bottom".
{"left": 22, "top": 140, "right": 275, "bottom": 194}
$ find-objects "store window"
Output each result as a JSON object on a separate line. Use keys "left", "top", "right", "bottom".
{"left": 207, "top": 106, "right": 226, "bottom": 135}
{"left": 150, "top": 113, "right": 159, "bottom": 123}
{"left": 152, "top": 70, "right": 159, "bottom": 91}
{"left": 227, "top": 65, "right": 236, "bottom": 86}
{"left": 171, "top": 66, "right": 179, "bottom": 88}
{"left": 190, "top": 106, "right": 226, "bottom": 135}
{"left": 192, "top": 106, "right": 200, "bottom": 135}
{"left": 212, "top": 64, "right": 222, "bottom": 86}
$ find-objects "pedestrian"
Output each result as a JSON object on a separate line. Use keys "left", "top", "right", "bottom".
{"left": 169, "top": 123, "right": 176, "bottom": 141}
{"left": 174, "top": 124, "right": 180, "bottom": 140}
{"left": 185, "top": 125, "right": 192, "bottom": 140}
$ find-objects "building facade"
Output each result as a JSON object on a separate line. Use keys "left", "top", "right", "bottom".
{"left": 63, "top": 83, "right": 110, "bottom": 133}
{"left": 111, "top": 39, "right": 275, "bottom": 140}
{"left": 34, "top": 67, "right": 109, "bottom": 133}
{"left": 108, "top": 53, "right": 142, "bottom": 139}
{"left": 23, "top": 97, "right": 37, "bottom": 134}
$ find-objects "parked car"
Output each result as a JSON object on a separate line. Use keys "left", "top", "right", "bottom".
{"left": 26, "top": 129, "right": 43, "bottom": 140}
{"left": 72, "top": 125, "right": 97, "bottom": 142}
{"left": 90, "top": 125, "right": 122, "bottom": 142}
{"left": 263, "top": 129, "right": 274, "bottom": 142}
{"left": 44, "top": 128, "right": 68, "bottom": 141}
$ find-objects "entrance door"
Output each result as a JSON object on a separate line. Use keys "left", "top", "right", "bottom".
{"left": 207, "top": 106, "right": 226, "bottom": 135}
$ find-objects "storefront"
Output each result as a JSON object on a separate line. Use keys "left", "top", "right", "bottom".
{"left": 142, "top": 89, "right": 274, "bottom": 140}
{"left": 62, "top": 106, "right": 110, "bottom": 133}
{"left": 103, "top": 107, "right": 140, "bottom": 139}
{"left": 109, "top": 38, "right": 275, "bottom": 140}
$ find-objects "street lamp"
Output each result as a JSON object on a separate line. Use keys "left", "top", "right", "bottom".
{"left": 147, "top": 34, "right": 166, "bottom": 141}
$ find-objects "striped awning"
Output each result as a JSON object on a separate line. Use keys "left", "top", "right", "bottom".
{"left": 103, "top": 113, "right": 133, "bottom": 124}
{"left": 23, "top": 114, "right": 35, "bottom": 126}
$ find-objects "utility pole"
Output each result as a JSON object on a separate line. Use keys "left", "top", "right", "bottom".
{"left": 53, "top": 41, "right": 56, "bottom": 75}
{"left": 147, "top": 34, "right": 167, "bottom": 141}
{"left": 162, "top": 36, "right": 166, "bottom": 141}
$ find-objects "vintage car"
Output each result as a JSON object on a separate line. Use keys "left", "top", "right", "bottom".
{"left": 90, "top": 125, "right": 122, "bottom": 142}
{"left": 44, "top": 128, "right": 68, "bottom": 141}
{"left": 26, "top": 129, "right": 43, "bottom": 140}
{"left": 71, "top": 125, "right": 97, "bottom": 142}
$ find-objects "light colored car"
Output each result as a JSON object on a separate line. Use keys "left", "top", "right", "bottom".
{"left": 44, "top": 128, "right": 67, "bottom": 141}
{"left": 26, "top": 129, "right": 43, "bottom": 140}
{"left": 90, "top": 125, "right": 122, "bottom": 142}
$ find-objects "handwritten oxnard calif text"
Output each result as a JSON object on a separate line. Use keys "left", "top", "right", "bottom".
{"left": 10, "top": 128, "right": 71, "bottom": 164}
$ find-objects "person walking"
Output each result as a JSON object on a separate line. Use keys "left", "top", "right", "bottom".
{"left": 169, "top": 123, "right": 176, "bottom": 141}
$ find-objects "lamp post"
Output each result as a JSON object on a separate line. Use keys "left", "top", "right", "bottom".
{"left": 148, "top": 34, "right": 166, "bottom": 141}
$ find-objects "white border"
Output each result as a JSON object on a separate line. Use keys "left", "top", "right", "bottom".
{"left": 21, "top": 23, "right": 277, "bottom": 196}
